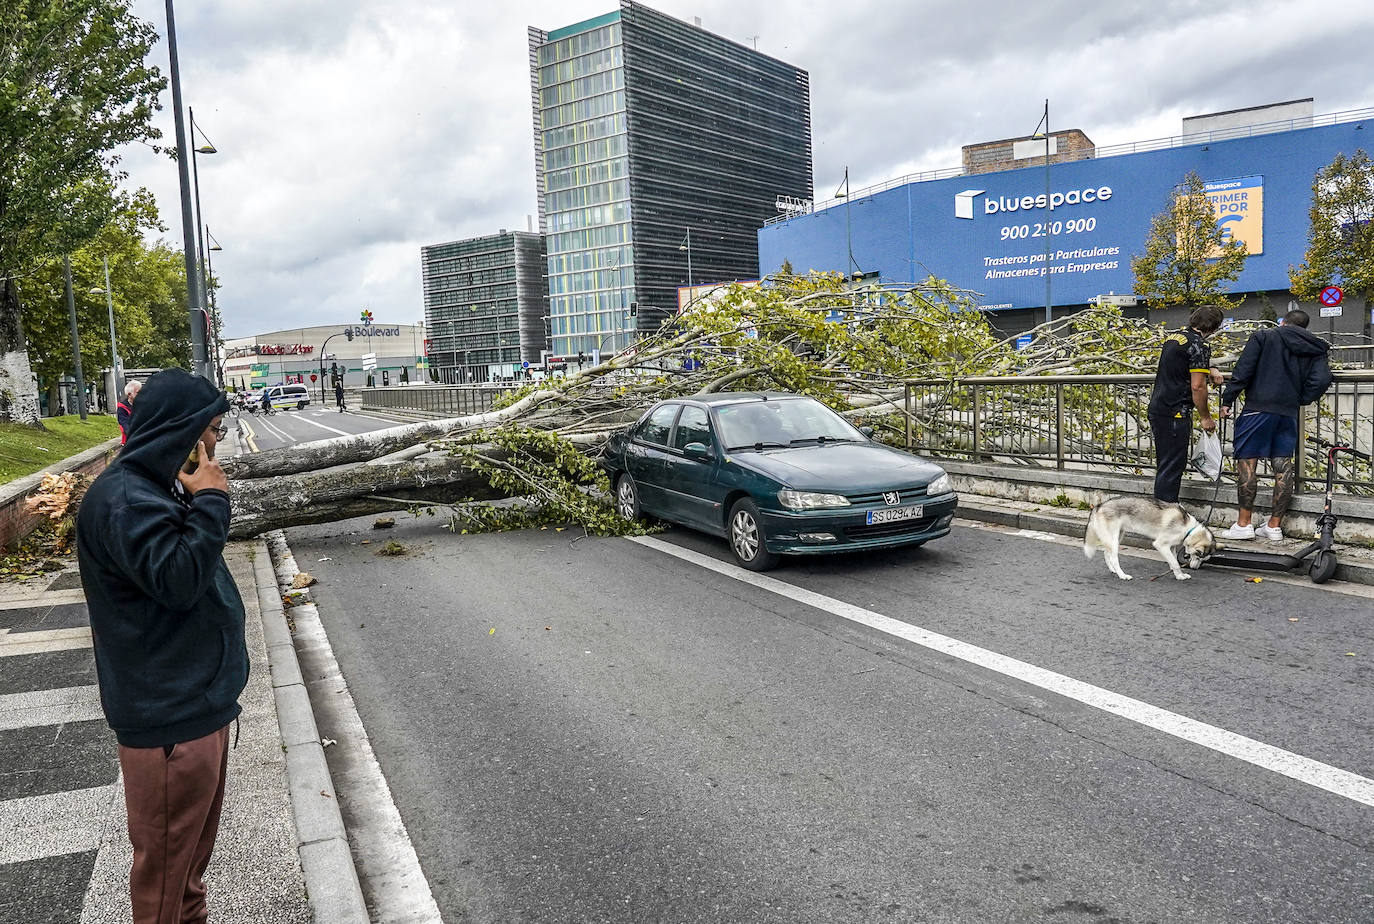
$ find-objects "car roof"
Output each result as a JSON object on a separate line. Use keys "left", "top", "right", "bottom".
{"left": 680, "top": 392, "right": 806, "bottom": 408}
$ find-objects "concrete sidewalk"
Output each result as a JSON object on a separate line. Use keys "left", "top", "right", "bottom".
{"left": 0, "top": 540, "right": 347, "bottom": 923}
{"left": 954, "top": 490, "right": 1374, "bottom": 587}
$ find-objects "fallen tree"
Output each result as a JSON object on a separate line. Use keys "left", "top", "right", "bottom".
{"left": 227, "top": 272, "right": 1308, "bottom": 537}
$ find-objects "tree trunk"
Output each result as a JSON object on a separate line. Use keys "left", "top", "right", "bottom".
{"left": 228, "top": 454, "right": 510, "bottom": 539}
{"left": 220, "top": 386, "right": 564, "bottom": 480}
{"left": 0, "top": 276, "right": 43, "bottom": 426}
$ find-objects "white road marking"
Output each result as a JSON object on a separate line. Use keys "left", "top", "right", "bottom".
{"left": 0, "top": 784, "right": 119, "bottom": 865}
{"left": 266, "top": 532, "right": 443, "bottom": 922}
{"left": 0, "top": 685, "right": 103, "bottom": 731}
{"left": 286, "top": 413, "right": 358, "bottom": 438}
{"left": 958, "top": 518, "right": 1374, "bottom": 600}
{"left": 253, "top": 415, "right": 295, "bottom": 444}
{"left": 0, "top": 626, "right": 92, "bottom": 656}
{"left": 0, "top": 589, "right": 87, "bottom": 609}
{"left": 631, "top": 535, "right": 1374, "bottom": 809}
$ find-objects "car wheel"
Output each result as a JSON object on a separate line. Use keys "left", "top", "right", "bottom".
{"left": 615, "top": 474, "right": 642, "bottom": 522}
{"left": 728, "top": 498, "right": 779, "bottom": 571}
{"left": 297, "top": 401, "right": 307, "bottom": 410}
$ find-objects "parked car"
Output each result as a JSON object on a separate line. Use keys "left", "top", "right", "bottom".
{"left": 602, "top": 392, "right": 958, "bottom": 570}
{"left": 263, "top": 384, "right": 311, "bottom": 411}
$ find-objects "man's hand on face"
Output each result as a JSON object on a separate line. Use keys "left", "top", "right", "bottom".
{"left": 177, "top": 441, "right": 229, "bottom": 495}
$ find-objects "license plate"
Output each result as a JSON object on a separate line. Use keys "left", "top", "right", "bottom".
{"left": 866, "top": 504, "right": 923, "bottom": 525}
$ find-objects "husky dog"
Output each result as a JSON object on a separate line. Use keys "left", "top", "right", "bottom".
{"left": 1083, "top": 497, "right": 1216, "bottom": 581}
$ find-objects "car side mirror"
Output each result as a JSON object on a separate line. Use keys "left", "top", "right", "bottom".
{"left": 683, "top": 441, "right": 714, "bottom": 462}
{"left": 859, "top": 426, "right": 874, "bottom": 438}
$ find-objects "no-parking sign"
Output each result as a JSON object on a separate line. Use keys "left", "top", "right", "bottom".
{"left": 1319, "top": 285, "right": 1343, "bottom": 318}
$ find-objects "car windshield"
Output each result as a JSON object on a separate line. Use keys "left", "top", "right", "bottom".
{"left": 715, "top": 397, "right": 864, "bottom": 450}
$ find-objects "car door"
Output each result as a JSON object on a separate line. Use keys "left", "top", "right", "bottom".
{"left": 660, "top": 405, "right": 724, "bottom": 531}
{"left": 626, "top": 403, "right": 680, "bottom": 515}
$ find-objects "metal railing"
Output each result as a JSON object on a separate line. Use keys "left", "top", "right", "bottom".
{"left": 902, "top": 372, "right": 1374, "bottom": 494}
{"left": 361, "top": 384, "right": 516, "bottom": 417}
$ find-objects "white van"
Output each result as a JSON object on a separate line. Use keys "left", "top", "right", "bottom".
{"left": 263, "top": 384, "right": 311, "bottom": 410}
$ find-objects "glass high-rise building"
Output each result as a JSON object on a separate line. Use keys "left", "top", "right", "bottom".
{"left": 420, "top": 231, "right": 548, "bottom": 382}
{"left": 529, "top": 1, "right": 812, "bottom": 359}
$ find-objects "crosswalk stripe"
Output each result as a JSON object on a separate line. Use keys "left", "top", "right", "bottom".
{"left": 0, "top": 685, "right": 103, "bottom": 731}
{"left": 0, "top": 589, "right": 87, "bottom": 610}
{"left": 0, "top": 626, "right": 92, "bottom": 656}
{"left": 0, "top": 784, "right": 118, "bottom": 865}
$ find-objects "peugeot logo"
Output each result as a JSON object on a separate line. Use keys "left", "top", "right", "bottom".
{"left": 883, "top": 490, "right": 901, "bottom": 506}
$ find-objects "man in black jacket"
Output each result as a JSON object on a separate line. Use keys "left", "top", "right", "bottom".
{"left": 1219, "top": 309, "right": 1333, "bottom": 540}
{"left": 1147, "top": 306, "right": 1225, "bottom": 502}
{"left": 76, "top": 369, "right": 245, "bottom": 924}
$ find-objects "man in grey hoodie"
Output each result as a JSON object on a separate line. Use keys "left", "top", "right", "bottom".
{"left": 1219, "top": 310, "right": 1333, "bottom": 540}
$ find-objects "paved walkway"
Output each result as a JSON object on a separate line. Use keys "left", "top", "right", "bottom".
{"left": 0, "top": 543, "right": 311, "bottom": 924}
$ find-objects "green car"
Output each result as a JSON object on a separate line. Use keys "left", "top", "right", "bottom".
{"left": 602, "top": 393, "right": 958, "bottom": 570}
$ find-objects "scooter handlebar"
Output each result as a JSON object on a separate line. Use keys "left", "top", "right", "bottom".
{"left": 1304, "top": 434, "right": 1372, "bottom": 462}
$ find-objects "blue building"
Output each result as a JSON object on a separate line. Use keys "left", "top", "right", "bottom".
{"left": 759, "top": 103, "right": 1372, "bottom": 339}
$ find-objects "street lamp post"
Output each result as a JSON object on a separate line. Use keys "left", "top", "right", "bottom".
{"left": 90, "top": 258, "right": 122, "bottom": 410}
{"left": 679, "top": 227, "right": 693, "bottom": 288}
{"left": 1033, "top": 99, "right": 1052, "bottom": 324}
{"left": 62, "top": 255, "right": 88, "bottom": 420}
{"left": 163, "top": 0, "right": 210, "bottom": 380}
{"left": 204, "top": 229, "right": 223, "bottom": 386}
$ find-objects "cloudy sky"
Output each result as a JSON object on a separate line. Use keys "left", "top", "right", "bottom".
{"left": 119, "top": 0, "right": 1374, "bottom": 338}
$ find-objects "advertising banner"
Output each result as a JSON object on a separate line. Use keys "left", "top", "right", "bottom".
{"left": 759, "top": 120, "right": 1364, "bottom": 313}
{"left": 1203, "top": 175, "right": 1263, "bottom": 255}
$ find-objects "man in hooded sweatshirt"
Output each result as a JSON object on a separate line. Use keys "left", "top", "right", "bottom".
{"left": 76, "top": 368, "right": 246, "bottom": 924}
{"left": 1219, "top": 309, "right": 1333, "bottom": 540}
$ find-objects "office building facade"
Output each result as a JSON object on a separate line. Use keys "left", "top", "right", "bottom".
{"left": 421, "top": 231, "right": 549, "bottom": 382}
{"left": 529, "top": 1, "right": 813, "bottom": 358}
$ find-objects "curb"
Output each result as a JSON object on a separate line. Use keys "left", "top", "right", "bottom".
{"left": 252, "top": 541, "right": 370, "bottom": 923}
{"left": 956, "top": 497, "right": 1374, "bottom": 587}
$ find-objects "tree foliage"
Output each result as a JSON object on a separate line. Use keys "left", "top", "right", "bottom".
{"left": 18, "top": 189, "right": 194, "bottom": 401}
{"left": 0, "top": 0, "right": 165, "bottom": 421}
{"left": 1290, "top": 149, "right": 1374, "bottom": 302}
{"left": 1130, "top": 171, "right": 1248, "bottom": 310}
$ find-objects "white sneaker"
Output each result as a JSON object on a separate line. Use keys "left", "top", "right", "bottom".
{"left": 1255, "top": 524, "right": 1285, "bottom": 541}
{"left": 1219, "top": 523, "right": 1256, "bottom": 540}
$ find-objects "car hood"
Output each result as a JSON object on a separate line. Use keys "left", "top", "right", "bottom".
{"left": 727, "top": 442, "right": 945, "bottom": 492}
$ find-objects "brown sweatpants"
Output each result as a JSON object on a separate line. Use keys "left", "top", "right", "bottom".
{"left": 118, "top": 725, "right": 230, "bottom": 924}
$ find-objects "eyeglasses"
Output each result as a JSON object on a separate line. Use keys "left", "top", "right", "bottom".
{"left": 212, "top": 425, "right": 229, "bottom": 439}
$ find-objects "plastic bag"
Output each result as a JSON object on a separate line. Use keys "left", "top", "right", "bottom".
{"left": 1191, "top": 430, "right": 1223, "bottom": 481}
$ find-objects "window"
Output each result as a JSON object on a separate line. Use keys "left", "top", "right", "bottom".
{"left": 636, "top": 403, "right": 679, "bottom": 446}
{"left": 673, "top": 406, "right": 712, "bottom": 450}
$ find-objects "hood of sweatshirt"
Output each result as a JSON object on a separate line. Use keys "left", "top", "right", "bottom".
{"left": 1275, "top": 324, "right": 1330, "bottom": 357}
{"left": 119, "top": 369, "right": 230, "bottom": 485}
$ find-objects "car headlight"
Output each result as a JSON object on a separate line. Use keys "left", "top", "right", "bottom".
{"left": 927, "top": 473, "right": 953, "bottom": 496}
{"left": 777, "top": 489, "right": 852, "bottom": 510}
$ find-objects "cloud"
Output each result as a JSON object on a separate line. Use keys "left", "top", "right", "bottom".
{"left": 117, "top": 0, "right": 1374, "bottom": 338}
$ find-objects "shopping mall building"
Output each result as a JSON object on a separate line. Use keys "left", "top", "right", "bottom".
{"left": 222, "top": 322, "right": 427, "bottom": 392}
{"left": 758, "top": 99, "right": 1372, "bottom": 341}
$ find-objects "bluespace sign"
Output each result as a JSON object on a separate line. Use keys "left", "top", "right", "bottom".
{"left": 759, "top": 120, "right": 1368, "bottom": 311}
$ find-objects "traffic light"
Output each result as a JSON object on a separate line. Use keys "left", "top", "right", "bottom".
{"left": 331, "top": 362, "right": 339, "bottom": 377}
{"left": 344, "top": 328, "right": 354, "bottom": 341}
{"left": 577, "top": 350, "right": 586, "bottom": 367}
{"left": 629, "top": 302, "right": 638, "bottom": 317}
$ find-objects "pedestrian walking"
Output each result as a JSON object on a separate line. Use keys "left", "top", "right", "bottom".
{"left": 116, "top": 379, "right": 142, "bottom": 444}
{"left": 1147, "top": 306, "right": 1225, "bottom": 502}
{"left": 75, "top": 369, "right": 245, "bottom": 924}
{"left": 1218, "top": 309, "right": 1333, "bottom": 540}
{"left": 334, "top": 379, "right": 346, "bottom": 412}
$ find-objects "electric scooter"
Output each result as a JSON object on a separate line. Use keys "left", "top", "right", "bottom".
{"left": 1202, "top": 434, "right": 1371, "bottom": 584}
